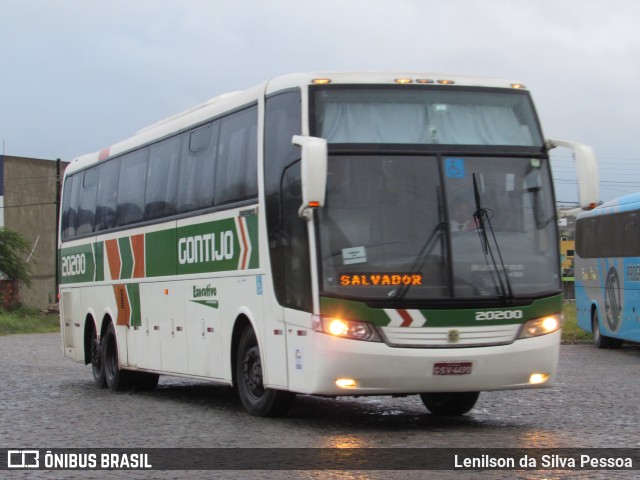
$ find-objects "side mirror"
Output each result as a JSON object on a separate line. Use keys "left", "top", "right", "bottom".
{"left": 547, "top": 138, "right": 599, "bottom": 210}
{"left": 292, "top": 135, "right": 328, "bottom": 219}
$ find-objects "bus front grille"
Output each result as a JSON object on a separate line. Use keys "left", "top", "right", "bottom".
{"left": 380, "top": 324, "right": 521, "bottom": 348}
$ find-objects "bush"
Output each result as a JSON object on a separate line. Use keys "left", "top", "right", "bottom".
{"left": 0, "top": 227, "right": 32, "bottom": 286}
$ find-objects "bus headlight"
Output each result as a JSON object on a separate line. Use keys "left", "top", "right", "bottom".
{"left": 519, "top": 314, "right": 563, "bottom": 339}
{"left": 313, "top": 315, "right": 382, "bottom": 342}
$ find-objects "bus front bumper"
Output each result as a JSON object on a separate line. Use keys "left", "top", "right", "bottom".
{"left": 297, "top": 330, "right": 561, "bottom": 396}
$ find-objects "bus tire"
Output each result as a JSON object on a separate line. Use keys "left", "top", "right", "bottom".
{"left": 236, "top": 326, "right": 295, "bottom": 417}
{"left": 419, "top": 392, "right": 479, "bottom": 416}
{"left": 90, "top": 326, "right": 106, "bottom": 388}
{"left": 103, "top": 322, "right": 132, "bottom": 392}
{"left": 592, "top": 310, "right": 622, "bottom": 349}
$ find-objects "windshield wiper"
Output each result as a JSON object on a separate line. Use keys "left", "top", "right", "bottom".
{"left": 472, "top": 174, "right": 514, "bottom": 303}
{"left": 393, "top": 187, "right": 446, "bottom": 301}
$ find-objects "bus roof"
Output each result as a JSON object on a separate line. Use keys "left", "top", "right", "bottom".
{"left": 65, "top": 71, "right": 528, "bottom": 176}
{"left": 264, "top": 71, "right": 526, "bottom": 93}
{"left": 578, "top": 192, "right": 640, "bottom": 219}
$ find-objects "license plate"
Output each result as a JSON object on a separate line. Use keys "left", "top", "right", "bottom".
{"left": 432, "top": 362, "right": 473, "bottom": 376}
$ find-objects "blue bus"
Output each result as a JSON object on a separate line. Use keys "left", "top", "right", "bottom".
{"left": 575, "top": 193, "right": 640, "bottom": 347}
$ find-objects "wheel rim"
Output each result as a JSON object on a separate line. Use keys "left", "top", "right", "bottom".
{"left": 592, "top": 315, "right": 601, "bottom": 343}
{"left": 104, "top": 333, "right": 117, "bottom": 381}
{"left": 242, "top": 345, "right": 264, "bottom": 400}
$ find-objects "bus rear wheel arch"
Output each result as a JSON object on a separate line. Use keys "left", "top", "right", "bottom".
{"left": 419, "top": 391, "right": 480, "bottom": 416}
{"left": 235, "top": 324, "right": 295, "bottom": 417}
{"left": 103, "top": 321, "right": 133, "bottom": 391}
{"left": 101, "top": 320, "right": 159, "bottom": 392}
{"left": 84, "top": 316, "right": 106, "bottom": 388}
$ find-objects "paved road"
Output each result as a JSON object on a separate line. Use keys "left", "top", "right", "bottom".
{"left": 1, "top": 332, "right": 639, "bottom": 479}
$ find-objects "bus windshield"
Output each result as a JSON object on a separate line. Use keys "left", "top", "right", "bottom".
{"left": 312, "top": 85, "right": 543, "bottom": 147}
{"left": 317, "top": 154, "right": 559, "bottom": 303}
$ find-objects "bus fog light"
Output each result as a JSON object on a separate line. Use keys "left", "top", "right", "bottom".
{"left": 336, "top": 378, "right": 357, "bottom": 389}
{"left": 519, "top": 314, "right": 562, "bottom": 339}
{"left": 529, "top": 373, "right": 550, "bottom": 385}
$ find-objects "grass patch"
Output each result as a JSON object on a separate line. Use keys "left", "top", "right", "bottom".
{"left": 0, "top": 307, "right": 60, "bottom": 336}
{"left": 561, "top": 302, "right": 593, "bottom": 344}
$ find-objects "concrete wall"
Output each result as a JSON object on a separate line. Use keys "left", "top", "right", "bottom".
{"left": 3, "top": 156, "right": 68, "bottom": 308}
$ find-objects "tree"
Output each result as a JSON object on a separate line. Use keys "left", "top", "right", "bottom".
{"left": 0, "top": 227, "right": 32, "bottom": 286}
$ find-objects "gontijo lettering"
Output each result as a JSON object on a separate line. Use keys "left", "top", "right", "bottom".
{"left": 178, "top": 231, "right": 233, "bottom": 265}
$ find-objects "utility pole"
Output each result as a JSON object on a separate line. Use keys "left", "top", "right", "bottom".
{"left": 55, "top": 158, "right": 61, "bottom": 301}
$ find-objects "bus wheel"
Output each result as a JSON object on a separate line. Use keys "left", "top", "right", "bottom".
{"left": 592, "top": 311, "right": 610, "bottom": 348}
{"left": 236, "top": 326, "right": 295, "bottom": 417}
{"left": 419, "top": 392, "right": 479, "bottom": 416}
{"left": 91, "top": 329, "right": 106, "bottom": 388}
{"left": 592, "top": 311, "right": 622, "bottom": 349}
{"left": 103, "top": 322, "right": 132, "bottom": 392}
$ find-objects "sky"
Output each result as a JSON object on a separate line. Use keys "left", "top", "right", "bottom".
{"left": 1, "top": 0, "right": 639, "bottom": 204}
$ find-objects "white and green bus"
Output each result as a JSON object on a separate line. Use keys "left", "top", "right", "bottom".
{"left": 59, "top": 72, "right": 598, "bottom": 416}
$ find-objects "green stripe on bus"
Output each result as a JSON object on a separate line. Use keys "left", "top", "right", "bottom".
{"left": 145, "top": 228, "right": 177, "bottom": 277}
{"left": 175, "top": 218, "right": 240, "bottom": 275}
{"left": 127, "top": 283, "right": 141, "bottom": 327}
{"left": 61, "top": 213, "right": 261, "bottom": 283}
{"left": 93, "top": 241, "right": 104, "bottom": 282}
{"left": 118, "top": 237, "right": 133, "bottom": 279}
{"left": 59, "top": 244, "right": 95, "bottom": 284}
{"left": 320, "top": 294, "right": 563, "bottom": 327}
{"left": 319, "top": 297, "right": 392, "bottom": 326}
{"left": 245, "top": 213, "right": 259, "bottom": 269}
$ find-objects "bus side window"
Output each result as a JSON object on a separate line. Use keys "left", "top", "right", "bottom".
{"left": 95, "top": 158, "right": 120, "bottom": 231}
{"left": 76, "top": 167, "right": 98, "bottom": 235}
{"left": 145, "top": 136, "right": 180, "bottom": 219}
{"left": 281, "top": 162, "right": 312, "bottom": 311}
{"left": 623, "top": 213, "right": 638, "bottom": 257}
{"left": 116, "top": 150, "right": 148, "bottom": 226}
{"left": 177, "top": 122, "right": 218, "bottom": 213}
{"left": 60, "top": 175, "right": 75, "bottom": 240}
{"left": 264, "top": 90, "right": 304, "bottom": 309}
{"left": 215, "top": 105, "right": 258, "bottom": 205}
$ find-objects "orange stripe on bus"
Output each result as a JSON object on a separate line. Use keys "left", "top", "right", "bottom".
{"left": 113, "top": 285, "right": 130, "bottom": 326}
{"left": 237, "top": 217, "right": 249, "bottom": 269}
{"left": 131, "top": 234, "right": 145, "bottom": 278}
{"left": 105, "top": 239, "right": 121, "bottom": 280}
